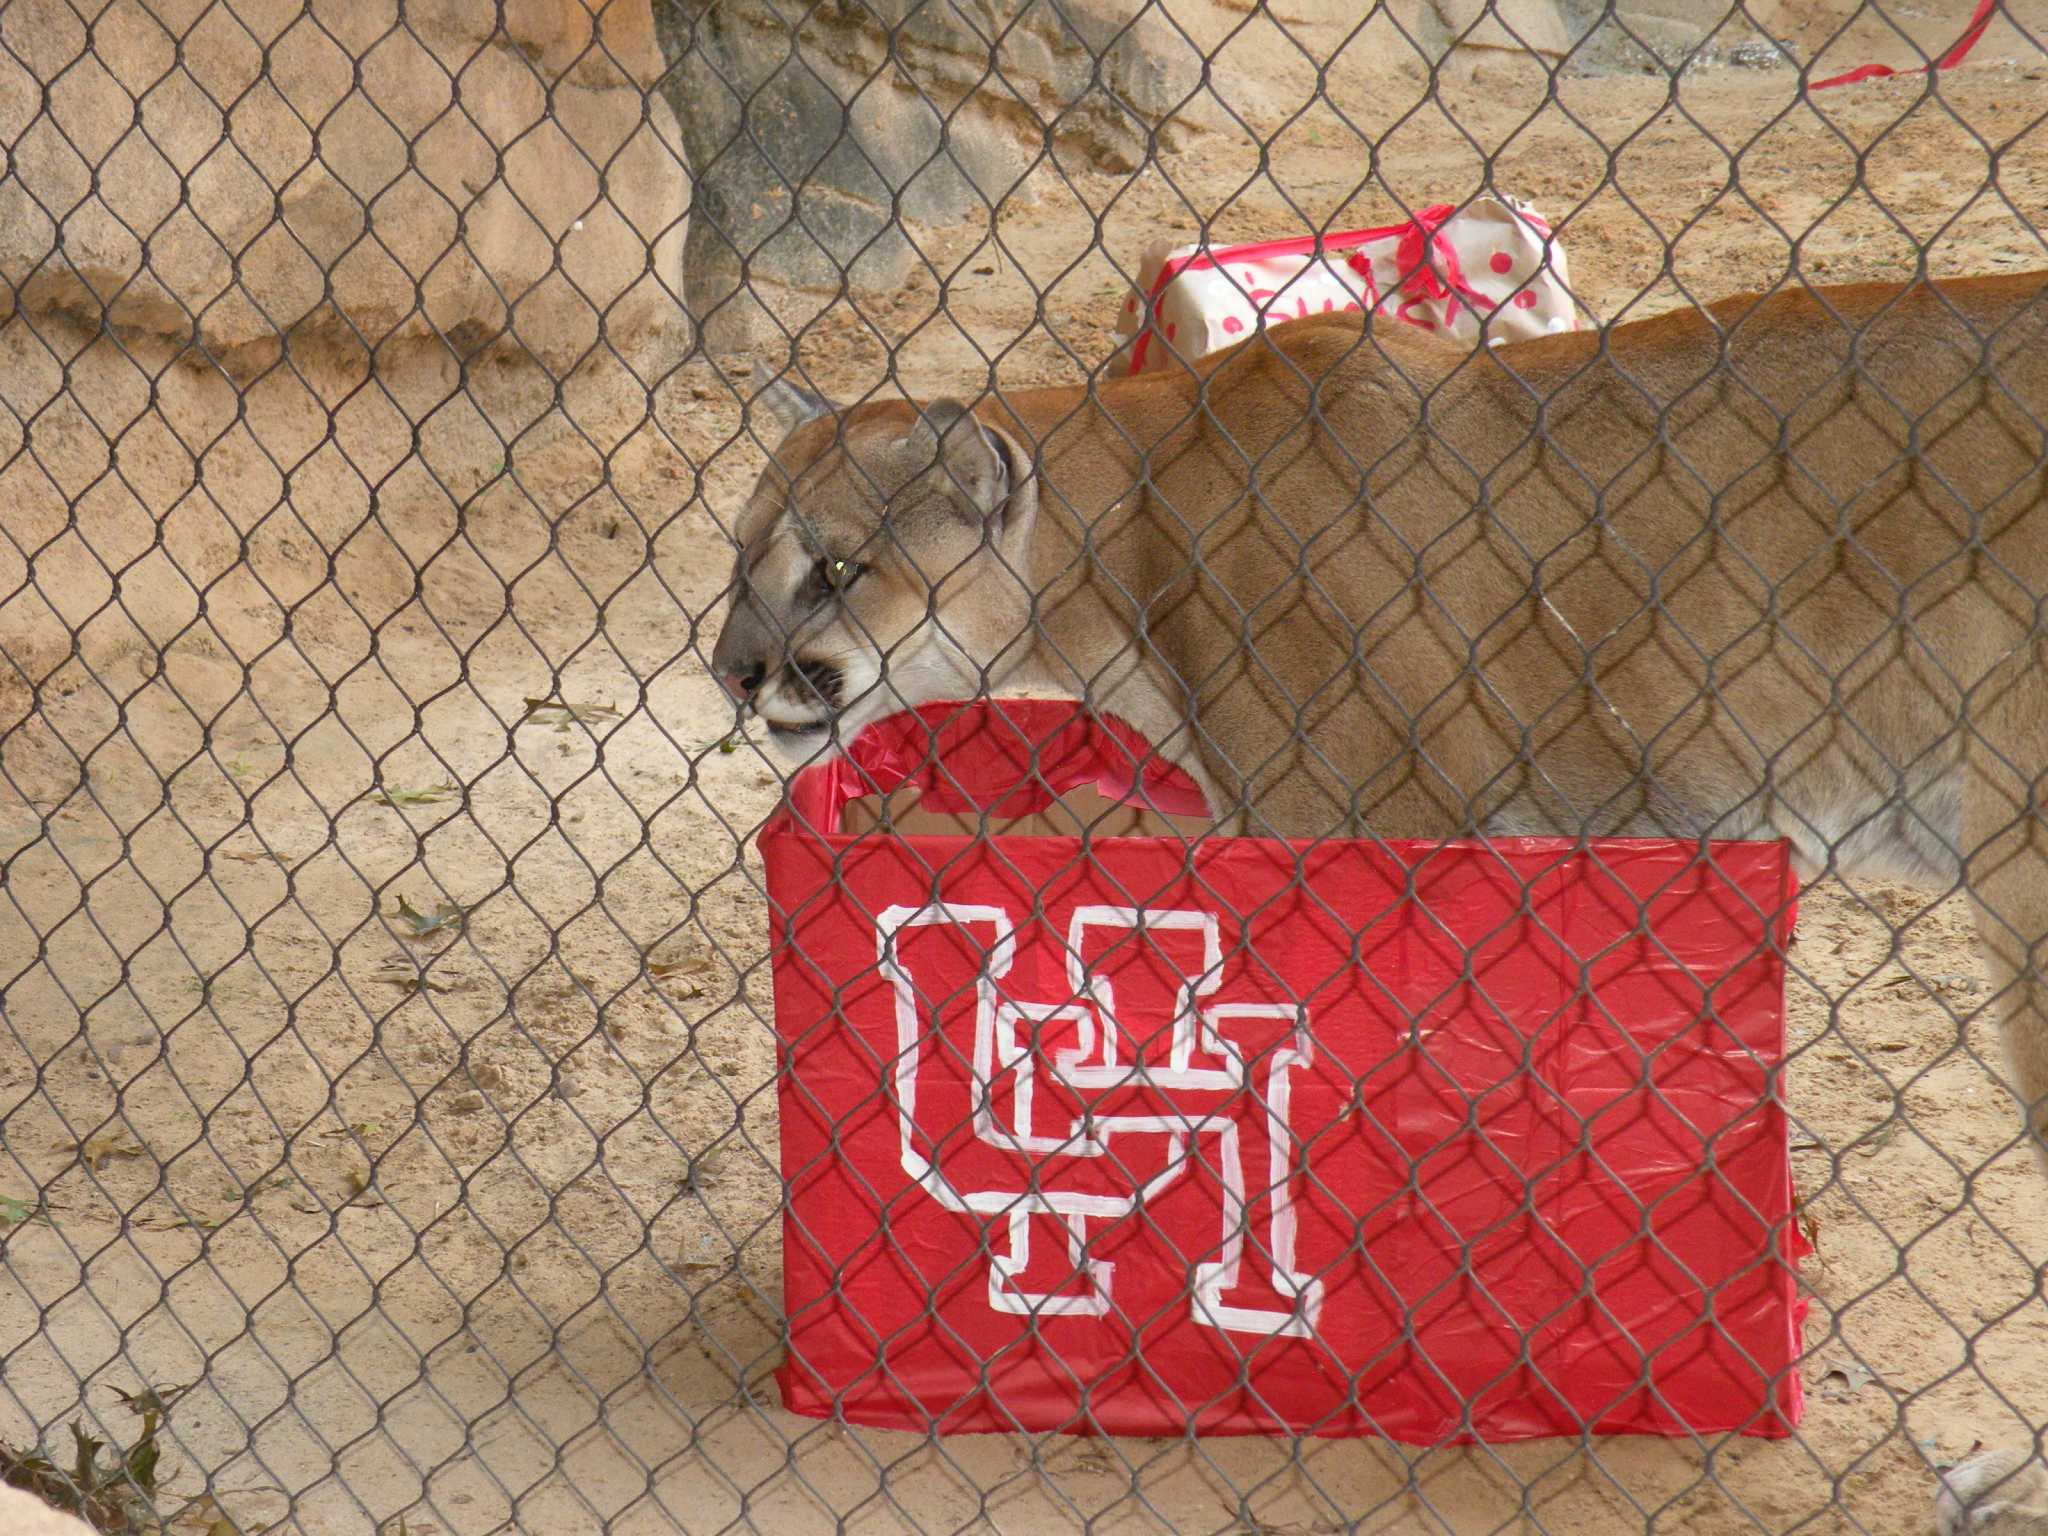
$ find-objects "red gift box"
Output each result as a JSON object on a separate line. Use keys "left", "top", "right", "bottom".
{"left": 764, "top": 701, "right": 1806, "bottom": 1441}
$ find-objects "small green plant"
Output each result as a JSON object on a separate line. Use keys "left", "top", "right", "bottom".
{"left": 221, "top": 745, "right": 279, "bottom": 782}
{"left": 181, "top": 974, "right": 223, "bottom": 1005}
{"left": 0, "top": 1193, "right": 45, "bottom": 1228}
{"left": 694, "top": 724, "right": 752, "bottom": 755}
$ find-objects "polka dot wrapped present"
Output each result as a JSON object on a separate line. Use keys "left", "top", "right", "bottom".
{"left": 1112, "top": 195, "right": 1581, "bottom": 375}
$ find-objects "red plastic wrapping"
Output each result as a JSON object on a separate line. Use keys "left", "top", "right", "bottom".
{"left": 765, "top": 701, "right": 1805, "bottom": 1441}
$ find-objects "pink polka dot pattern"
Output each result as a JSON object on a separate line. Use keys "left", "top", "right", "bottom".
{"left": 1116, "top": 195, "right": 1577, "bottom": 374}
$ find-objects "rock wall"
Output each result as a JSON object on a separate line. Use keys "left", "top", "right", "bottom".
{"left": 652, "top": 0, "right": 1206, "bottom": 350}
{"left": 1409, "top": 0, "right": 1794, "bottom": 76}
{"left": 0, "top": 0, "right": 689, "bottom": 371}
{"left": 1, "top": 0, "right": 1805, "bottom": 369}
{"left": 1553, "top": 0, "right": 1791, "bottom": 70}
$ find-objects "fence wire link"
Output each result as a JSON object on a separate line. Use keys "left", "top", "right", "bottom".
{"left": 1, "top": 0, "right": 2045, "bottom": 1532}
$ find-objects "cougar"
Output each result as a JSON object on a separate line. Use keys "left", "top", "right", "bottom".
{"left": 1940, "top": 1448, "right": 2048, "bottom": 1536}
{"left": 712, "top": 273, "right": 2048, "bottom": 1519}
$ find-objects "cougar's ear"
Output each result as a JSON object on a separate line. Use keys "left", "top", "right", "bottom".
{"left": 749, "top": 362, "right": 834, "bottom": 445}
{"left": 906, "top": 398, "right": 1014, "bottom": 525}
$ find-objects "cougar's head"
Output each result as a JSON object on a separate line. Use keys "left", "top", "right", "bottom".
{"left": 710, "top": 371, "right": 1037, "bottom": 751}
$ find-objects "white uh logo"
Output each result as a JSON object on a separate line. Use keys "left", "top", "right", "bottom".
{"left": 876, "top": 902, "right": 1325, "bottom": 1338}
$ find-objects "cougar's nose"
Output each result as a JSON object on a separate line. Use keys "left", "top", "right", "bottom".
{"left": 713, "top": 581, "right": 779, "bottom": 702}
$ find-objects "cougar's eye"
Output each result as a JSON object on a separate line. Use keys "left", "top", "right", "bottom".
{"left": 814, "top": 557, "right": 866, "bottom": 594}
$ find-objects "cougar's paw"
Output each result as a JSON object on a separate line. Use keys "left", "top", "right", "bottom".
{"left": 1937, "top": 1447, "right": 2048, "bottom": 1535}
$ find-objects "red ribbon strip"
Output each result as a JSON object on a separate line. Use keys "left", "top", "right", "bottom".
{"left": 1809, "top": 0, "right": 1999, "bottom": 90}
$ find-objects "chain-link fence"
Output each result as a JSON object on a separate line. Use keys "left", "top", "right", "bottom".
{"left": 3, "top": 0, "right": 2047, "bottom": 1532}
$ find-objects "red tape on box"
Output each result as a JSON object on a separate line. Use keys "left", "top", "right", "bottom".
{"left": 765, "top": 700, "right": 1805, "bottom": 1440}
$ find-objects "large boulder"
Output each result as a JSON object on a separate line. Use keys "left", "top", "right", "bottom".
{"left": 653, "top": 0, "right": 1204, "bottom": 349}
{"left": 1552, "top": 0, "right": 1792, "bottom": 70}
{"left": 0, "top": 0, "right": 689, "bottom": 369}
{"left": 1407, "top": 0, "right": 1789, "bottom": 74}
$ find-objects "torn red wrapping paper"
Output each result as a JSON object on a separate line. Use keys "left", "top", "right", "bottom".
{"left": 765, "top": 701, "right": 1806, "bottom": 1441}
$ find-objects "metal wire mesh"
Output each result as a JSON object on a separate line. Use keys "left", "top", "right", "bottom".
{"left": 2, "top": 0, "right": 2045, "bottom": 1532}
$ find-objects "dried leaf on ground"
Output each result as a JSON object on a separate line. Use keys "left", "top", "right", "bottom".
{"left": 391, "top": 895, "right": 466, "bottom": 941}
{"left": 521, "top": 696, "right": 621, "bottom": 731}
{"left": 374, "top": 959, "right": 453, "bottom": 995}
{"left": 1817, "top": 1358, "right": 1878, "bottom": 1401}
{"left": 63, "top": 1133, "right": 145, "bottom": 1173}
{"left": 649, "top": 939, "right": 718, "bottom": 999}
{"left": 369, "top": 783, "right": 459, "bottom": 808}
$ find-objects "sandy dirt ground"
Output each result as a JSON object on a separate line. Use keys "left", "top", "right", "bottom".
{"left": 4, "top": 7, "right": 2048, "bottom": 1534}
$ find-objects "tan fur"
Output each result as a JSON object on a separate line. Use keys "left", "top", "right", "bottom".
{"left": 717, "top": 274, "right": 2048, "bottom": 1182}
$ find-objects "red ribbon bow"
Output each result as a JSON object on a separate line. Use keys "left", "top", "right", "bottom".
{"left": 1349, "top": 203, "right": 1497, "bottom": 330}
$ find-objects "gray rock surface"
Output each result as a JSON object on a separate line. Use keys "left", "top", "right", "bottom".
{"left": 652, "top": 0, "right": 1202, "bottom": 348}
